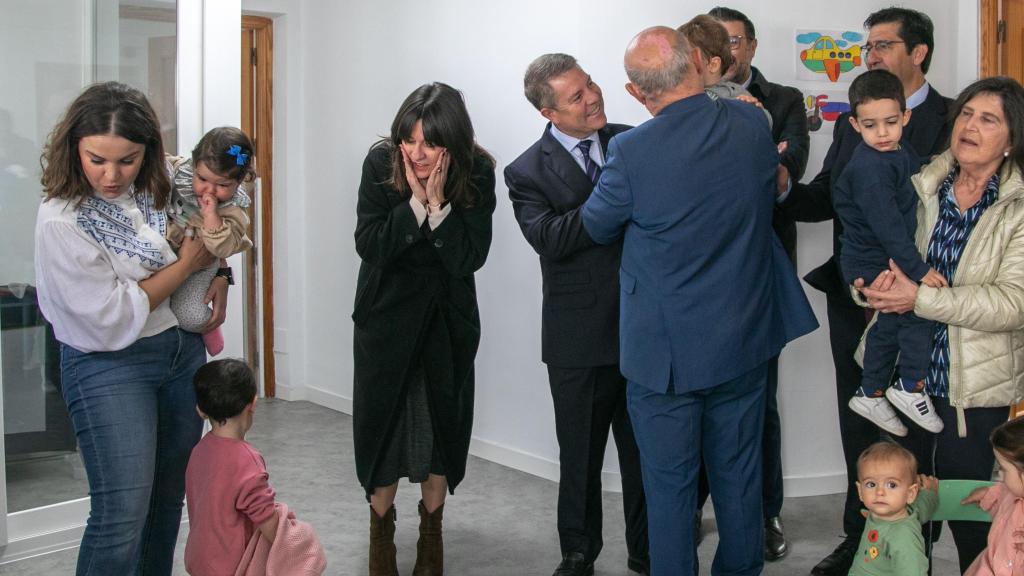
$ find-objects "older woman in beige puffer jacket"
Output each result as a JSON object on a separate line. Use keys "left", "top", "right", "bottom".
{"left": 858, "top": 76, "right": 1024, "bottom": 572}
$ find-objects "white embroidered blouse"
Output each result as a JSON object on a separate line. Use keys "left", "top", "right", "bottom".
{"left": 34, "top": 188, "right": 180, "bottom": 352}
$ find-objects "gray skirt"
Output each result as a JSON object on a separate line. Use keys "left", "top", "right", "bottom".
{"left": 367, "top": 367, "right": 445, "bottom": 494}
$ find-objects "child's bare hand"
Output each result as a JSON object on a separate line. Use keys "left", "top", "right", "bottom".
{"left": 921, "top": 268, "right": 948, "bottom": 288}
{"left": 961, "top": 486, "right": 990, "bottom": 506}
{"left": 735, "top": 94, "right": 764, "bottom": 109}
{"left": 918, "top": 474, "right": 938, "bottom": 493}
{"left": 198, "top": 193, "right": 217, "bottom": 215}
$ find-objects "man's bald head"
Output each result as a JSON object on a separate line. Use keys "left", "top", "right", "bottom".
{"left": 624, "top": 26, "right": 693, "bottom": 99}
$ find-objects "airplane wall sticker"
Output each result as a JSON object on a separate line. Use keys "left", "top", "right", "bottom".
{"left": 804, "top": 92, "right": 852, "bottom": 132}
{"left": 796, "top": 30, "right": 864, "bottom": 82}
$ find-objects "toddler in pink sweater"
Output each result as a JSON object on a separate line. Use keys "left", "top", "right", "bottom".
{"left": 962, "top": 416, "right": 1024, "bottom": 576}
{"left": 184, "top": 359, "right": 280, "bottom": 576}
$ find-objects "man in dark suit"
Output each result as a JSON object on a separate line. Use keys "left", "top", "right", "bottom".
{"left": 582, "top": 27, "right": 817, "bottom": 576}
{"left": 505, "top": 53, "right": 649, "bottom": 576}
{"left": 692, "top": 7, "right": 811, "bottom": 560}
{"left": 775, "top": 8, "right": 951, "bottom": 576}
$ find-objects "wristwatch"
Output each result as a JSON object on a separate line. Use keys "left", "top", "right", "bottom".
{"left": 215, "top": 267, "right": 235, "bottom": 286}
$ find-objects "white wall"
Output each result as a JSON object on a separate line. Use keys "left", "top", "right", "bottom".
{"left": 239, "top": 0, "right": 307, "bottom": 400}
{"left": 267, "top": 0, "right": 979, "bottom": 496}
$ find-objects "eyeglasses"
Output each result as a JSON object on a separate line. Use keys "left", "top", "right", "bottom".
{"left": 728, "top": 35, "right": 746, "bottom": 48}
{"left": 861, "top": 40, "right": 906, "bottom": 54}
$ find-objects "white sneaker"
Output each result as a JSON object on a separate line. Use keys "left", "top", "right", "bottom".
{"left": 849, "top": 395, "right": 909, "bottom": 437}
{"left": 886, "top": 387, "right": 944, "bottom": 433}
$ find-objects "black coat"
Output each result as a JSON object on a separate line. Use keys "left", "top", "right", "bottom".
{"left": 748, "top": 67, "right": 811, "bottom": 264}
{"left": 352, "top": 144, "right": 496, "bottom": 493}
{"left": 779, "top": 84, "right": 951, "bottom": 303}
{"left": 504, "top": 123, "right": 630, "bottom": 368}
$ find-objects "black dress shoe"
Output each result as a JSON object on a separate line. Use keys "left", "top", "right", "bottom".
{"left": 552, "top": 552, "right": 594, "bottom": 576}
{"left": 764, "top": 516, "right": 788, "bottom": 561}
{"left": 627, "top": 554, "right": 650, "bottom": 575}
{"left": 810, "top": 536, "right": 859, "bottom": 576}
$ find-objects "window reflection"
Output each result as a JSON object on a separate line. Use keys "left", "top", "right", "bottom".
{"left": 0, "top": 0, "right": 176, "bottom": 513}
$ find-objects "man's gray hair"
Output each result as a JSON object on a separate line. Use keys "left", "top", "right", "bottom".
{"left": 625, "top": 31, "right": 692, "bottom": 98}
{"left": 524, "top": 53, "right": 579, "bottom": 111}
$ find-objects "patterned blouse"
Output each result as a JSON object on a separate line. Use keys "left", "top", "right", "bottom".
{"left": 924, "top": 167, "right": 1000, "bottom": 397}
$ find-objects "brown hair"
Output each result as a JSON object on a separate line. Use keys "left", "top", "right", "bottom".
{"left": 40, "top": 81, "right": 170, "bottom": 208}
{"left": 192, "top": 126, "right": 256, "bottom": 183}
{"left": 991, "top": 416, "right": 1024, "bottom": 471}
{"left": 678, "top": 15, "right": 734, "bottom": 75}
{"left": 857, "top": 441, "right": 918, "bottom": 482}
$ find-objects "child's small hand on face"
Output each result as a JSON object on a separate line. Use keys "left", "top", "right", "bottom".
{"left": 921, "top": 267, "right": 948, "bottom": 288}
{"left": 198, "top": 191, "right": 218, "bottom": 215}
{"left": 196, "top": 191, "right": 224, "bottom": 232}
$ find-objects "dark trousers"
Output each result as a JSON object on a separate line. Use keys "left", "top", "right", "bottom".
{"left": 861, "top": 310, "right": 933, "bottom": 395}
{"left": 827, "top": 295, "right": 880, "bottom": 539}
{"left": 697, "top": 355, "right": 783, "bottom": 519}
{"left": 897, "top": 396, "right": 1007, "bottom": 573}
{"left": 548, "top": 364, "right": 648, "bottom": 563}
{"left": 629, "top": 363, "right": 767, "bottom": 576}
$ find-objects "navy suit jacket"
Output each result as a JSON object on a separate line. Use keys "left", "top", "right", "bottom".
{"left": 581, "top": 94, "right": 818, "bottom": 394}
{"left": 505, "top": 123, "right": 631, "bottom": 367}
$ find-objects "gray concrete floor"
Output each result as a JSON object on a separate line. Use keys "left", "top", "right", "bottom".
{"left": 0, "top": 399, "right": 963, "bottom": 575}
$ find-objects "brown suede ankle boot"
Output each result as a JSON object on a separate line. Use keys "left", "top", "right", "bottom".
{"left": 412, "top": 500, "right": 444, "bottom": 575}
{"left": 369, "top": 505, "right": 399, "bottom": 576}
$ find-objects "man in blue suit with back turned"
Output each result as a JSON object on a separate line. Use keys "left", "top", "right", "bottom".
{"left": 582, "top": 26, "right": 817, "bottom": 576}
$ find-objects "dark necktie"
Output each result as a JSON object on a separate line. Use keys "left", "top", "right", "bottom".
{"left": 577, "top": 139, "right": 601, "bottom": 184}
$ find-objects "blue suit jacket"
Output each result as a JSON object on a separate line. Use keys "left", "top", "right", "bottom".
{"left": 582, "top": 94, "right": 818, "bottom": 394}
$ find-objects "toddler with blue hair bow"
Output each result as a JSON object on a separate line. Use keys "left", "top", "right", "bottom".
{"left": 166, "top": 126, "right": 255, "bottom": 355}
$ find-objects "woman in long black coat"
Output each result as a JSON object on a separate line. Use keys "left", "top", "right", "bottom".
{"left": 353, "top": 82, "right": 495, "bottom": 576}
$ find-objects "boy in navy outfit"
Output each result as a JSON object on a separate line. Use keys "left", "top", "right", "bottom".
{"left": 834, "top": 69, "right": 947, "bottom": 437}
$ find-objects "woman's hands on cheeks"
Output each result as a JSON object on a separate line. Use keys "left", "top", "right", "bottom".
{"left": 854, "top": 259, "right": 919, "bottom": 314}
{"left": 401, "top": 147, "right": 449, "bottom": 208}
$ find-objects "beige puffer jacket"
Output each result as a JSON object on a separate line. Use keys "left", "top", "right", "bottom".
{"left": 912, "top": 150, "right": 1024, "bottom": 435}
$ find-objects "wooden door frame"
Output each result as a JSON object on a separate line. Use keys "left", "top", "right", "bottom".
{"left": 241, "top": 15, "right": 276, "bottom": 397}
{"left": 981, "top": 0, "right": 1000, "bottom": 76}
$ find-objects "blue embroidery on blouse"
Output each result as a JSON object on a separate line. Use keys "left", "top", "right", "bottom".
{"left": 76, "top": 191, "right": 168, "bottom": 269}
{"left": 924, "top": 167, "right": 999, "bottom": 397}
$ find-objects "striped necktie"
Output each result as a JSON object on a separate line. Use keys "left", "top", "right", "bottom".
{"left": 576, "top": 139, "right": 601, "bottom": 184}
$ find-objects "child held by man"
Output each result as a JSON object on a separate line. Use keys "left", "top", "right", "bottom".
{"left": 835, "top": 69, "right": 948, "bottom": 437}
{"left": 184, "top": 359, "right": 325, "bottom": 576}
{"left": 677, "top": 14, "right": 773, "bottom": 128}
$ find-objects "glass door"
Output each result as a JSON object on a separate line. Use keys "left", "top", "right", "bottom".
{"left": 0, "top": 0, "right": 176, "bottom": 562}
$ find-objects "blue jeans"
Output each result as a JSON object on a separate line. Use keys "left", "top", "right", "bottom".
{"left": 60, "top": 327, "right": 204, "bottom": 576}
{"left": 628, "top": 362, "right": 767, "bottom": 576}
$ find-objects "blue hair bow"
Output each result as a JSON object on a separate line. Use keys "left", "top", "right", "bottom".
{"left": 227, "top": 145, "right": 249, "bottom": 166}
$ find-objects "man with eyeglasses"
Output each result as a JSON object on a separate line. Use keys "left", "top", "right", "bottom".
{"left": 697, "top": 6, "right": 811, "bottom": 563}
{"left": 775, "top": 7, "right": 951, "bottom": 576}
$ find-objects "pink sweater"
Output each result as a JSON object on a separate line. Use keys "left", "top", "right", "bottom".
{"left": 233, "top": 503, "right": 326, "bottom": 576}
{"left": 185, "top": 434, "right": 277, "bottom": 576}
{"left": 965, "top": 483, "right": 1024, "bottom": 576}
